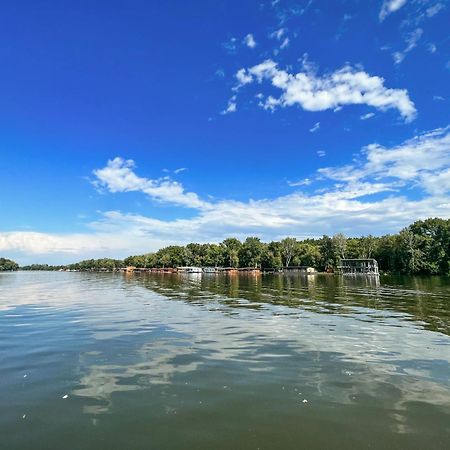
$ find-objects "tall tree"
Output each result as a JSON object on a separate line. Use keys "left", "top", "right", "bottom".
{"left": 240, "top": 237, "right": 264, "bottom": 268}
{"left": 332, "top": 233, "right": 347, "bottom": 259}
{"left": 221, "top": 238, "right": 242, "bottom": 267}
{"left": 280, "top": 237, "right": 297, "bottom": 267}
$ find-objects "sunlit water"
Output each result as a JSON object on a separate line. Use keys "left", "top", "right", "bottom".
{"left": 1, "top": 271, "right": 449, "bottom": 449}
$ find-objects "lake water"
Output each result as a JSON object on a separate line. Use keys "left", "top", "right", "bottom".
{"left": 1, "top": 271, "right": 449, "bottom": 449}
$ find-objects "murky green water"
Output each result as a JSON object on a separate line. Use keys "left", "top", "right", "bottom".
{"left": 1, "top": 271, "right": 449, "bottom": 449}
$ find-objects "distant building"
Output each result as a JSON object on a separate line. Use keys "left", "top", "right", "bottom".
{"left": 337, "top": 259, "right": 379, "bottom": 276}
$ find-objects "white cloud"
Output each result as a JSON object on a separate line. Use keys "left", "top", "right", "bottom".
{"left": 235, "top": 69, "right": 253, "bottom": 88}
{"left": 3, "top": 128, "right": 450, "bottom": 262}
{"left": 243, "top": 33, "right": 256, "bottom": 48}
{"left": 93, "top": 157, "right": 207, "bottom": 209}
{"left": 270, "top": 28, "right": 287, "bottom": 41}
{"left": 221, "top": 94, "right": 238, "bottom": 114}
{"left": 229, "top": 59, "right": 416, "bottom": 121}
{"left": 309, "top": 122, "right": 320, "bottom": 133}
{"left": 361, "top": 112, "right": 375, "bottom": 120}
{"left": 380, "top": 0, "right": 408, "bottom": 21}
{"left": 287, "top": 178, "right": 312, "bottom": 187}
{"left": 427, "top": 43, "right": 437, "bottom": 54}
{"left": 280, "top": 37, "right": 290, "bottom": 49}
{"left": 426, "top": 2, "right": 445, "bottom": 17}
{"left": 270, "top": 28, "right": 289, "bottom": 51}
{"left": 319, "top": 126, "right": 450, "bottom": 193}
{"left": 222, "top": 101, "right": 236, "bottom": 114}
{"left": 392, "top": 28, "right": 423, "bottom": 64}
{"left": 317, "top": 150, "right": 326, "bottom": 157}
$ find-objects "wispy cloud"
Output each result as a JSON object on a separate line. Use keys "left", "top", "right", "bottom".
{"left": 270, "top": 28, "right": 286, "bottom": 41}
{"left": 319, "top": 126, "right": 450, "bottom": 194}
{"left": 228, "top": 59, "right": 416, "bottom": 121}
{"left": 425, "top": 2, "right": 445, "bottom": 17}
{"left": 269, "top": 27, "right": 289, "bottom": 51}
{"left": 309, "top": 122, "right": 320, "bottom": 133}
{"left": 360, "top": 112, "right": 375, "bottom": 120}
{"left": 380, "top": 0, "right": 408, "bottom": 21}
{"left": 392, "top": 28, "right": 423, "bottom": 64}
{"left": 287, "top": 178, "right": 312, "bottom": 187}
{"left": 222, "top": 37, "right": 238, "bottom": 54}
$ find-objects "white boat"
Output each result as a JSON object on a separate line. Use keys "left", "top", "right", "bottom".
{"left": 177, "top": 266, "right": 203, "bottom": 273}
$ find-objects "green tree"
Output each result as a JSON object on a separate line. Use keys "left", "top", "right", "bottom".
{"left": 0, "top": 258, "right": 19, "bottom": 271}
{"left": 221, "top": 238, "right": 242, "bottom": 267}
{"left": 332, "top": 233, "right": 347, "bottom": 259}
{"left": 294, "top": 242, "right": 321, "bottom": 267}
{"left": 239, "top": 237, "right": 264, "bottom": 268}
{"left": 319, "top": 235, "right": 337, "bottom": 271}
{"left": 280, "top": 237, "right": 297, "bottom": 267}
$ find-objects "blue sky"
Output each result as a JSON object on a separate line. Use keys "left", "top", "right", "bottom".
{"left": 0, "top": 0, "right": 449, "bottom": 264}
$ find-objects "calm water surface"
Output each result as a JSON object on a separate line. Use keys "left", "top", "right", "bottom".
{"left": 1, "top": 271, "right": 449, "bottom": 449}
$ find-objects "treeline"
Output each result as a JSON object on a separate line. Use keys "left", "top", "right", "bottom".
{"left": 18, "top": 218, "right": 450, "bottom": 275}
{"left": 21, "top": 259, "right": 123, "bottom": 272}
{"left": 0, "top": 257, "right": 19, "bottom": 271}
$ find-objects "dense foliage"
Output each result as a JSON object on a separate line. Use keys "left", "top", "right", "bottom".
{"left": 0, "top": 258, "right": 19, "bottom": 271}
{"left": 17, "top": 218, "right": 450, "bottom": 275}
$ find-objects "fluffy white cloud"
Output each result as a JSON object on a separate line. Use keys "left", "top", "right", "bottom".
{"left": 3, "top": 128, "right": 449, "bottom": 262}
{"left": 380, "top": 0, "right": 408, "bottom": 21}
{"left": 230, "top": 59, "right": 416, "bottom": 121}
{"left": 93, "top": 157, "right": 208, "bottom": 209}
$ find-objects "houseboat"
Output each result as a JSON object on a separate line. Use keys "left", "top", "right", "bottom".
{"left": 177, "top": 266, "right": 203, "bottom": 273}
{"left": 337, "top": 259, "right": 379, "bottom": 276}
{"left": 283, "top": 266, "right": 317, "bottom": 274}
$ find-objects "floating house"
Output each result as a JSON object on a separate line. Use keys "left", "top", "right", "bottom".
{"left": 337, "top": 259, "right": 379, "bottom": 276}
{"left": 283, "top": 266, "right": 317, "bottom": 274}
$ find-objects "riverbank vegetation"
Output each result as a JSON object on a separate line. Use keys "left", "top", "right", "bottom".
{"left": 18, "top": 218, "right": 450, "bottom": 275}
{"left": 0, "top": 258, "right": 19, "bottom": 271}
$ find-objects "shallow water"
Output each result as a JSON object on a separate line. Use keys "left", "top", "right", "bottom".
{"left": 0, "top": 271, "right": 449, "bottom": 449}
